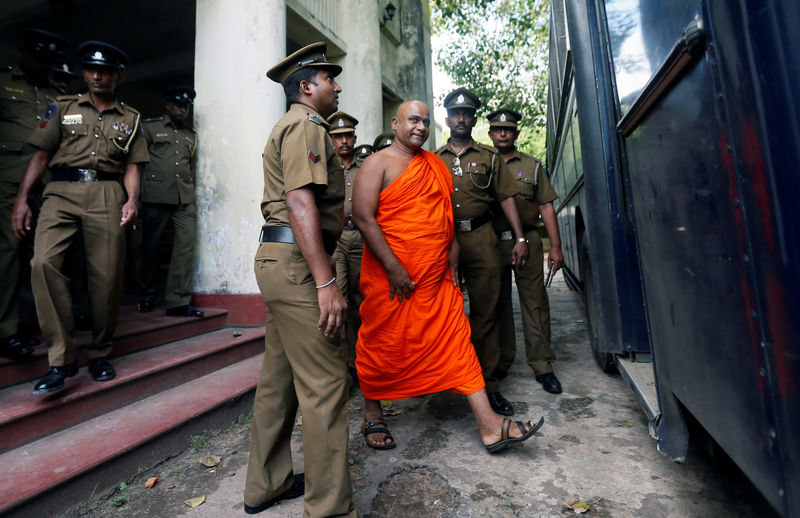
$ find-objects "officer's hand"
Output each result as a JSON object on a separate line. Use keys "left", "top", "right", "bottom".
{"left": 11, "top": 197, "right": 32, "bottom": 240}
{"left": 120, "top": 200, "right": 138, "bottom": 227}
{"left": 317, "top": 284, "right": 347, "bottom": 337}
{"left": 548, "top": 244, "right": 564, "bottom": 272}
{"left": 511, "top": 241, "right": 529, "bottom": 272}
{"left": 387, "top": 264, "right": 415, "bottom": 304}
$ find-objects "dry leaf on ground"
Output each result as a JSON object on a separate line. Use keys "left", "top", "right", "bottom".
{"left": 185, "top": 495, "right": 206, "bottom": 507}
{"left": 566, "top": 499, "right": 591, "bottom": 514}
{"left": 145, "top": 477, "right": 158, "bottom": 488}
{"left": 200, "top": 455, "right": 220, "bottom": 467}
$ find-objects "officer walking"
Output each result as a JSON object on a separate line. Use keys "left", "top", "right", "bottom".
{"left": 12, "top": 41, "right": 149, "bottom": 394}
{"left": 244, "top": 42, "right": 356, "bottom": 517}
{"left": 434, "top": 87, "right": 529, "bottom": 416}
{"left": 328, "top": 111, "right": 364, "bottom": 384}
{"left": 136, "top": 86, "right": 203, "bottom": 318}
{"left": 0, "top": 29, "right": 66, "bottom": 360}
{"left": 488, "top": 108, "right": 564, "bottom": 394}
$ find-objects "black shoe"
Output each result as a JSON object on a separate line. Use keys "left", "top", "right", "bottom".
{"left": 166, "top": 305, "right": 204, "bottom": 318}
{"left": 88, "top": 357, "right": 116, "bottom": 381}
{"left": 137, "top": 297, "right": 155, "bottom": 313}
{"left": 75, "top": 313, "right": 93, "bottom": 331}
{"left": 244, "top": 474, "right": 305, "bottom": 514}
{"left": 487, "top": 391, "right": 514, "bottom": 416}
{"left": 348, "top": 365, "right": 359, "bottom": 387}
{"left": 535, "top": 372, "right": 563, "bottom": 394}
{"left": 33, "top": 363, "right": 79, "bottom": 395}
{"left": 0, "top": 334, "right": 35, "bottom": 360}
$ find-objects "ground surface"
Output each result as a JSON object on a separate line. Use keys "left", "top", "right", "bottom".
{"left": 61, "top": 267, "right": 778, "bottom": 518}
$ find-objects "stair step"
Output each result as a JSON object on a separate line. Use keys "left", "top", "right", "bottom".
{"left": 0, "top": 306, "right": 228, "bottom": 388}
{"left": 0, "top": 354, "right": 262, "bottom": 516}
{"left": 0, "top": 326, "right": 264, "bottom": 453}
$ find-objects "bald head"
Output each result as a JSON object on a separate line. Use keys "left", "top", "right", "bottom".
{"left": 391, "top": 101, "right": 430, "bottom": 151}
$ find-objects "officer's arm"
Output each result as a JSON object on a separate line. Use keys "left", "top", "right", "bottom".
{"left": 286, "top": 186, "right": 346, "bottom": 336}
{"left": 121, "top": 163, "right": 139, "bottom": 227}
{"left": 539, "top": 202, "right": 564, "bottom": 271}
{"left": 12, "top": 149, "right": 51, "bottom": 239}
{"left": 352, "top": 155, "right": 415, "bottom": 303}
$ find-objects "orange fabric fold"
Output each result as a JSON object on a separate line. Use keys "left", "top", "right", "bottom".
{"left": 356, "top": 150, "right": 485, "bottom": 400}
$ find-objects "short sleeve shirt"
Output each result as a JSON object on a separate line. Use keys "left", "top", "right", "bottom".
{"left": 0, "top": 65, "right": 59, "bottom": 181}
{"left": 435, "top": 138, "right": 518, "bottom": 220}
{"left": 493, "top": 149, "right": 558, "bottom": 232}
{"left": 27, "top": 94, "right": 149, "bottom": 174}
{"left": 140, "top": 115, "right": 197, "bottom": 205}
{"left": 261, "top": 103, "right": 344, "bottom": 243}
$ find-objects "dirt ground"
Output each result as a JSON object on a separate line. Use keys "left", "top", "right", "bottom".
{"left": 59, "top": 270, "right": 778, "bottom": 518}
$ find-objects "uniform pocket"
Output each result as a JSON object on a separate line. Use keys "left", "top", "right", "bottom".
{"left": 515, "top": 176, "right": 536, "bottom": 198}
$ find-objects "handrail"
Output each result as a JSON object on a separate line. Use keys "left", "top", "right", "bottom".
{"left": 617, "top": 18, "right": 706, "bottom": 137}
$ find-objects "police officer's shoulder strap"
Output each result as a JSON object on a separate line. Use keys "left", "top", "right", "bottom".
{"left": 142, "top": 116, "right": 163, "bottom": 123}
{"left": 434, "top": 144, "right": 447, "bottom": 154}
{"left": 56, "top": 94, "right": 80, "bottom": 102}
{"left": 307, "top": 113, "right": 323, "bottom": 125}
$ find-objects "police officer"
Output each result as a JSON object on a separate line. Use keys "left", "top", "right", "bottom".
{"left": 434, "top": 87, "right": 529, "bottom": 416}
{"left": 354, "top": 142, "right": 374, "bottom": 162}
{"left": 0, "top": 29, "right": 66, "bottom": 360}
{"left": 373, "top": 131, "right": 394, "bottom": 151}
{"left": 488, "top": 108, "right": 564, "bottom": 394}
{"left": 328, "top": 111, "right": 363, "bottom": 384}
{"left": 244, "top": 43, "right": 356, "bottom": 517}
{"left": 136, "top": 86, "right": 203, "bottom": 318}
{"left": 12, "top": 41, "right": 149, "bottom": 394}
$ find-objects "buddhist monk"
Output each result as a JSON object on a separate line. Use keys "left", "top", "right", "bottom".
{"left": 352, "top": 100, "right": 544, "bottom": 453}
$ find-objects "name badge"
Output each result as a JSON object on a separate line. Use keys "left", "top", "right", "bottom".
{"left": 62, "top": 114, "right": 83, "bottom": 125}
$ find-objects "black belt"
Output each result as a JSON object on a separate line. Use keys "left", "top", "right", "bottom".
{"left": 454, "top": 212, "right": 491, "bottom": 232}
{"left": 53, "top": 168, "right": 118, "bottom": 182}
{"left": 343, "top": 217, "right": 358, "bottom": 231}
{"left": 259, "top": 225, "right": 337, "bottom": 255}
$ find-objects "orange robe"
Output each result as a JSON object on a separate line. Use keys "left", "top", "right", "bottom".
{"left": 356, "top": 150, "right": 485, "bottom": 400}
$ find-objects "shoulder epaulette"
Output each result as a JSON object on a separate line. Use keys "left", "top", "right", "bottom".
{"left": 519, "top": 151, "right": 537, "bottom": 161}
{"left": 56, "top": 94, "right": 80, "bottom": 102}
{"left": 434, "top": 145, "right": 447, "bottom": 154}
{"left": 477, "top": 142, "right": 498, "bottom": 153}
{"left": 142, "top": 116, "right": 163, "bottom": 123}
{"left": 307, "top": 113, "right": 323, "bottom": 125}
{"left": 120, "top": 103, "right": 141, "bottom": 116}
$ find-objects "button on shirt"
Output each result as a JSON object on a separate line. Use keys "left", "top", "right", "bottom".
{"left": 435, "top": 139, "right": 518, "bottom": 220}
{"left": 27, "top": 94, "right": 149, "bottom": 173}
{"left": 0, "top": 65, "right": 59, "bottom": 181}
{"left": 342, "top": 161, "right": 360, "bottom": 219}
{"left": 140, "top": 115, "right": 197, "bottom": 205}
{"left": 493, "top": 150, "right": 558, "bottom": 233}
{"left": 261, "top": 103, "right": 344, "bottom": 245}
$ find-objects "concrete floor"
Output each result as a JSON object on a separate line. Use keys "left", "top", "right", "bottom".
{"left": 69, "top": 267, "right": 778, "bottom": 517}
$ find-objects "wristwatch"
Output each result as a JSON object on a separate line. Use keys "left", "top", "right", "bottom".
{"left": 517, "top": 237, "right": 528, "bottom": 243}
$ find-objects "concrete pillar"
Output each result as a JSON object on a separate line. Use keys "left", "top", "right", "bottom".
{"left": 338, "top": 0, "right": 383, "bottom": 143}
{"left": 193, "top": 0, "right": 286, "bottom": 294}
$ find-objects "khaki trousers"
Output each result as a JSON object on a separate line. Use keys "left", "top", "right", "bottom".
{"left": 496, "top": 228, "right": 555, "bottom": 377}
{"left": 31, "top": 181, "right": 125, "bottom": 366}
{"left": 245, "top": 242, "right": 356, "bottom": 518}
{"left": 138, "top": 202, "right": 196, "bottom": 308}
{"left": 456, "top": 222, "right": 502, "bottom": 393}
{"left": 333, "top": 229, "right": 363, "bottom": 368}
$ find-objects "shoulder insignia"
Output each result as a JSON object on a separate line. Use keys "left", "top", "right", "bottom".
{"left": 44, "top": 104, "right": 57, "bottom": 120}
{"left": 143, "top": 117, "right": 162, "bottom": 123}
{"left": 308, "top": 150, "right": 321, "bottom": 163}
{"left": 307, "top": 113, "right": 322, "bottom": 125}
{"left": 56, "top": 94, "right": 80, "bottom": 102}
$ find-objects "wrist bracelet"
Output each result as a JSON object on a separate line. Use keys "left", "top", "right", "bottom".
{"left": 316, "top": 276, "right": 336, "bottom": 289}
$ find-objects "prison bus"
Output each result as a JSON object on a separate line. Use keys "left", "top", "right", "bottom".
{"left": 545, "top": 0, "right": 799, "bottom": 515}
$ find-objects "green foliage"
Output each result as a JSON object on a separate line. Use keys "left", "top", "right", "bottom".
{"left": 118, "top": 482, "right": 128, "bottom": 491}
{"left": 432, "top": 0, "right": 550, "bottom": 147}
{"left": 111, "top": 496, "right": 128, "bottom": 507}
{"left": 190, "top": 430, "right": 210, "bottom": 450}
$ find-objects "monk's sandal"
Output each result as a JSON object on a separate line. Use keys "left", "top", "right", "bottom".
{"left": 485, "top": 416, "right": 544, "bottom": 453}
{"left": 361, "top": 417, "right": 397, "bottom": 450}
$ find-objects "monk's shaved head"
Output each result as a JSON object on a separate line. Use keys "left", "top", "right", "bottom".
{"left": 392, "top": 101, "right": 431, "bottom": 151}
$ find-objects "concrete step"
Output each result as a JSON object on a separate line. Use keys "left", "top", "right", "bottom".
{"left": 0, "top": 306, "right": 228, "bottom": 389}
{"left": 0, "top": 326, "right": 264, "bottom": 453}
{"left": 0, "top": 354, "right": 262, "bottom": 517}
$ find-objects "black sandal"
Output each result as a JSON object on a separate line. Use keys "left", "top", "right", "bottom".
{"left": 361, "top": 417, "right": 397, "bottom": 450}
{"left": 485, "top": 416, "right": 544, "bottom": 453}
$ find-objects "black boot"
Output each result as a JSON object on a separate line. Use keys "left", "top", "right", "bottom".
{"left": 0, "top": 335, "right": 34, "bottom": 360}
{"left": 33, "top": 363, "right": 79, "bottom": 395}
{"left": 88, "top": 357, "right": 116, "bottom": 381}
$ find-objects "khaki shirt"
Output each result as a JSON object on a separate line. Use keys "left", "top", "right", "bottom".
{"left": 435, "top": 138, "right": 518, "bottom": 220}
{"left": 0, "top": 65, "right": 59, "bottom": 181}
{"left": 140, "top": 115, "right": 197, "bottom": 205}
{"left": 261, "top": 103, "right": 344, "bottom": 246}
{"left": 493, "top": 149, "right": 558, "bottom": 233}
{"left": 342, "top": 160, "right": 360, "bottom": 219}
{"left": 28, "top": 94, "right": 149, "bottom": 173}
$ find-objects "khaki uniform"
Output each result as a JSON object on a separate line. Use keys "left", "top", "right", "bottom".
{"left": 0, "top": 65, "right": 58, "bottom": 339}
{"left": 333, "top": 160, "right": 363, "bottom": 368}
{"left": 493, "top": 151, "right": 558, "bottom": 376}
{"left": 137, "top": 115, "right": 197, "bottom": 309}
{"left": 245, "top": 103, "right": 355, "bottom": 517}
{"left": 434, "top": 139, "right": 518, "bottom": 393}
{"left": 27, "top": 93, "right": 148, "bottom": 366}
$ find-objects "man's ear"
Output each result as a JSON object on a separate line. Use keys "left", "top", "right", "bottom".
{"left": 391, "top": 117, "right": 399, "bottom": 131}
{"left": 299, "top": 79, "right": 314, "bottom": 96}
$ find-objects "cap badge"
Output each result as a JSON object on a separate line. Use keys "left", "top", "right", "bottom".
{"left": 361, "top": 147, "right": 367, "bottom": 153}
{"left": 500, "top": 113, "right": 507, "bottom": 122}
{"left": 93, "top": 51, "right": 104, "bottom": 60}
{"left": 61, "top": 64, "right": 69, "bottom": 72}
{"left": 338, "top": 119, "right": 344, "bottom": 127}
{"left": 457, "top": 94, "right": 465, "bottom": 103}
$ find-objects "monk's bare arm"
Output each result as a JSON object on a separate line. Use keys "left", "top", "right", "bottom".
{"left": 352, "top": 156, "right": 416, "bottom": 303}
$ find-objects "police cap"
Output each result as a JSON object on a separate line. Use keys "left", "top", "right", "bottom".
{"left": 51, "top": 59, "right": 77, "bottom": 78}
{"left": 328, "top": 111, "right": 358, "bottom": 135}
{"left": 373, "top": 132, "right": 395, "bottom": 150}
{"left": 267, "top": 42, "right": 342, "bottom": 85}
{"left": 487, "top": 108, "right": 522, "bottom": 129}
{"left": 355, "top": 144, "right": 374, "bottom": 159}
{"left": 21, "top": 29, "right": 69, "bottom": 58}
{"left": 77, "top": 40, "right": 129, "bottom": 70}
{"left": 443, "top": 87, "right": 481, "bottom": 111}
{"left": 163, "top": 85, "right": 196, "bottom": 105}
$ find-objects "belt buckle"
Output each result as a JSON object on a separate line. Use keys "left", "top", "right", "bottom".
{"left": 456, "top": 219, "right": 472, "bottom": 232}
{"left": 500, "top": 230, "right": 513, "bottom": 241}
{"left": 77, "top": 168, "right": 97, "bottom": 182}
